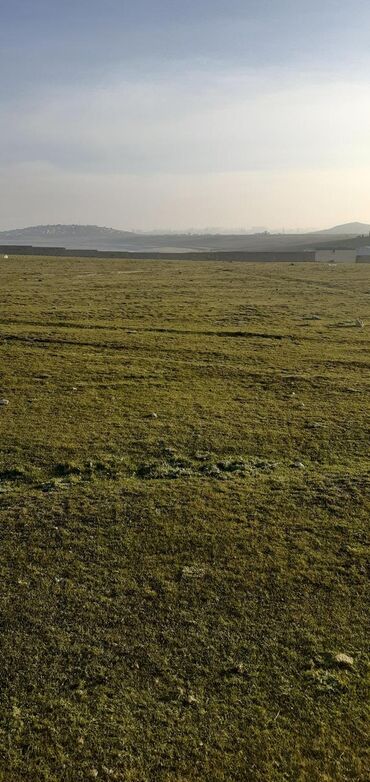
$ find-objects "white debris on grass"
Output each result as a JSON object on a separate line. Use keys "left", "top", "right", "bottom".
{"left": 182, "top": 565, "right": 206, "bottom": 579}
{"left": 333, "top": 653, "right": 354, "bottom": 668}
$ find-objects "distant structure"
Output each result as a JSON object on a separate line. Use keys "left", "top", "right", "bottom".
{"left": 356, "top": 246, "right": 370, "bottom": 261}
{"left": 315, "top": 249, "right": 357, "bottom": 263}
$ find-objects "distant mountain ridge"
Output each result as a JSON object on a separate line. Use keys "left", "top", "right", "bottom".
{"left": 0, "top": 224, "right": 135, "bottom": 241}
{"left": 318, "top": 222, "right": 370, "bottom": 235}
{"left": 1, "top": 222, "right": 369, "bottom": 253}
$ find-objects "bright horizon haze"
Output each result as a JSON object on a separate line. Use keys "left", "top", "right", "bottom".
{"left": 1, "top": 0, "right": 370, "bottom": 232}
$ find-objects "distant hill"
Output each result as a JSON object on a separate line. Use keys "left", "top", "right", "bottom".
{"left": 319, "top": 222, "right": 370, "bottom": 235}
{"left": 1, "top": 222, "right": 369, "bottom": 253}
{"left": 0, "top": 224, "right": 135, "bottom": 247}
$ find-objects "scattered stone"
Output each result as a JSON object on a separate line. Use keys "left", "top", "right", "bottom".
{"left": 333, "top": 653, "right": 354, "bottom": 668}
{"left": 89, "top": 770, "right": 99, "bottom": 779}
{"left": 72, "top": 387, "right": 78, "bottom": 392}
{"left": 291, "top": 460, "right": 305, "bottom": 470}
{"left": 0, "top": 399, "right": 9, "bottom": 406}
{"left": 150, "top": 412, "right": 158, "bottom": 419}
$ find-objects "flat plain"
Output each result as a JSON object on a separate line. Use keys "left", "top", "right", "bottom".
{"left": 0, "top": 256, "right": 369, "bottom": 782}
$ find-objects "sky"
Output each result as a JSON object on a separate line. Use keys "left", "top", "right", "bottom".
{"left": 1, "top": 0, "right": 370, "bottom": 231}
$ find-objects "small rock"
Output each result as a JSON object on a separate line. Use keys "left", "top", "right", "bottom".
{"left": 291, "top": 460, "right": 305, "bottom": 470}
{"left": 185, "top": 693, "right": 199, "bottom": 705}
{"left": 89, "top": 770, "right": 99, "bottom": 779}
{"left": 0, "top": 399, "right": 9, "bottom": 406}
{"left": 333, "top": 653, "right": 354, "bottom": 668}
{"left": 150, "top": 412, "right": 158, "bottom": 419}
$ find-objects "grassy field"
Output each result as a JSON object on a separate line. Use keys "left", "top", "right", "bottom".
{"left": 0, "top": 256, "right": 369, "bottom": 782}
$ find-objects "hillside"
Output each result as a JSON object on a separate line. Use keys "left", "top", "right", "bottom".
{"left": 318, "top": 222, "right": 370, "bottom": 235}
{"left": 0, "top": 224, "right": 135, "bottom": 246}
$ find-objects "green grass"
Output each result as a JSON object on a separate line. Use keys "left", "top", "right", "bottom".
{"left": 0, "top": 256, "right": 369, "bottom": 781}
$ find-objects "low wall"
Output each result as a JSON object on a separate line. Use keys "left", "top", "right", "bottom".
{"left": 0, "top": 246, "right": 315, "bottom": 262}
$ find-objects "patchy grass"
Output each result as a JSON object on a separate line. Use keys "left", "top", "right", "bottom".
{"left": 0, "top": 256, "right": 369, "bottom": 781}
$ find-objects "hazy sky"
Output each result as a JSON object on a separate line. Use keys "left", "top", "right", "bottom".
{"left": 1, "top": 0, "right": 370, "bottom": 231}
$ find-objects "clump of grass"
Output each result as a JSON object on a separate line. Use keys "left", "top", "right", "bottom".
{"left": 136, "top": 460, "right": 193, "bottom": 479}
{"left": 54, "top": 461, "right": 83, "bottom": 477}
{"left": 0, "top": 465, "right": 37, "bottom": 483}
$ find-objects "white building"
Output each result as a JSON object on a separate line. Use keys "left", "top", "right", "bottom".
{"left": 315, "top": 249, "right": 357, "bottom": 263}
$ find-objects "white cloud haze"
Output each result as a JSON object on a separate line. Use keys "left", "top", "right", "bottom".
{"left": 1, "top": 1, "right": 370, "bottom": 230}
